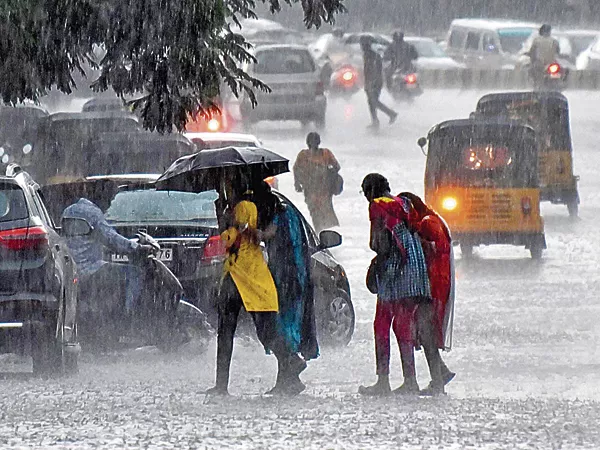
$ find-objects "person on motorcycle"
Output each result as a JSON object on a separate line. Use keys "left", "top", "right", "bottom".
{"left": 384, "top": 31, "right": 418, "bottom": 87}
{"left": 529, "top": 24, "right": 559, "bottom": 73}
{"left": 62, "top": 182, "right": 154, "bottom": 320}
{"left": 360, "top": 35, "right": 398, "bottom": 129}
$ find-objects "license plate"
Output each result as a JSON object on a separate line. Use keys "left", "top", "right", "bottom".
{"left": 406, "top": 83, "right": 417, "bottom": 89}
{"left": 111, "top": 248, "right": 173, "bottom": 262}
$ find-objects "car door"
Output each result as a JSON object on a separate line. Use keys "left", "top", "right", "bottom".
{"left": 34, "top": 186, "right": 77, "bottom": 342}
{"left": 464, "top": 30, "right": 483, "bottom": 67}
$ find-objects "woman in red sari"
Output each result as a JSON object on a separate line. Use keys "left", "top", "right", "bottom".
{"left": 400, "top": 192, "right": 456, "bottom": 394}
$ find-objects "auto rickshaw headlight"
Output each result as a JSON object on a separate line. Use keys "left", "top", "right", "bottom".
{"left": 442, "top": 197, "right": 458, "bottom": 211}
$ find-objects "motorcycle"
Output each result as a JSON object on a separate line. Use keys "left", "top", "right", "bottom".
{"left": 63, "top": 218, "right": 212, "bottom": 352}
{"left": 328, "top": 63, "right": 362, "bottom": 98}
{"left": 387, "top": 66, "right": 423, "bottom": 102}
{"left": 531, "top": 61, "right": 569, "bottom": 91}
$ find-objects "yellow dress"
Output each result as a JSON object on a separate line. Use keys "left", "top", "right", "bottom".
{"left": 221, "top": 200, "right": 279, "bottom": 312}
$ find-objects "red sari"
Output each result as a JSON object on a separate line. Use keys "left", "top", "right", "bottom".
{"left": 417, "top": 213, "right": 452, "bottom": 349}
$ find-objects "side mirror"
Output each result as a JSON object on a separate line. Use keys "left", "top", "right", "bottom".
{"left": 61, "top": 217, "right": 93, "bottom": 237}
{"left": 318, "top": 230, "right": 342, "bottom": 250}
{"left": 417, "top": 137, "right": 427, "bottom": 149}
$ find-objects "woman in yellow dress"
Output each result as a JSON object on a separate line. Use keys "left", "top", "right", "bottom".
{"left": 206, "top": 195, "right": 306, "bottom": 396}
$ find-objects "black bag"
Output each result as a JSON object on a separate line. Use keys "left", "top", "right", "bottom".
{"left": 328, "top": 170, "right": 344, "bottom": 196}
{"left": 366, "top": 256, "right": 379, "bottom": 294}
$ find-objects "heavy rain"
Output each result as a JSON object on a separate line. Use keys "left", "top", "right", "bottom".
{"left": 0, "top": 0, "right": 600, "bottom": 448}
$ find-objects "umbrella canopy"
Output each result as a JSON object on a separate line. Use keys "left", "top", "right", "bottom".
{"left": 155, "top": 146, "right": 289, "bottom": 193}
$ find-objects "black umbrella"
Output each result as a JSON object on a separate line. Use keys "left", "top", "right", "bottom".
{"left": 155, "top": 146, "right": 289, "bottom": 192}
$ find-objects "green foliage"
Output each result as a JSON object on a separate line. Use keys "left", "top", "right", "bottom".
{"left": 0, "top": 0, "right": 345, "bottom": 132}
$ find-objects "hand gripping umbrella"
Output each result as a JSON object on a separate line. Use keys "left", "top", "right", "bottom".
{"left": 155, "top": 146, "right": 289, "bottom": 193}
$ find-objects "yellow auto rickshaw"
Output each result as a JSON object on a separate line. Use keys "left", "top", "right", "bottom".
{"left": 475, "top": 91, "right": 579, "bottom": 217}
{"left": 418, "top": 119, "right": 546, "bottom": 259}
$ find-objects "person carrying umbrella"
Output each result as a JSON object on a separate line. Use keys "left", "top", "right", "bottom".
{"left": 293, "top": 132, "right": 341, "bottom": 233}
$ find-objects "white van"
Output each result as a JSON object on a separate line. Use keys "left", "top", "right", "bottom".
{"left": 445, "top": 19, "right": 539, "bottom": 69}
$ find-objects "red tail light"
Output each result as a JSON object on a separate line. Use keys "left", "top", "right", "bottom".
{"left": 0, "top": 226, "right": 48, "bottom": 251}
{"left": 405, "top": 73, "right": 417, "bottom": 84}
{"left": 315, "top": 81, "right": 325, "bottom": 96}
{"left": 547, "top": 63, "right": 560, "bottom": 75}
{"left": 202, "top": 235, "right": 226, "bottom": 262}
{"left": 521, "top": 197, "right": 532, "bottom": 215}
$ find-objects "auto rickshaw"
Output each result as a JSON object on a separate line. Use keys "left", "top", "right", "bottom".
{"left": 475, "top": 91, "right": 579, "bottom": 217}
{"left": 418, "top": 119, "right": 546, "bottom": 259}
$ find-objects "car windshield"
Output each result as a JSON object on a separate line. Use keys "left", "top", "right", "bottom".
{"left": 0, "top": 184, "right": 28, "bottom": 222}
{"left": 106, "top": 189, "right": 219, "bottom": 224}
{"left": 498, "top": 28, "right": 537, "bottom": 53}
{"left": 410, "top": 40, "right": 447, "bottom": 58}
{"left": 255, "top": 49, "right": 315, "bottom": 74}
{"left": 192, "top": 139, "right": 258, "bottom": 150}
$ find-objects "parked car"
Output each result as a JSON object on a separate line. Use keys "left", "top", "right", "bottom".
{"left": 404, "top": 37, "right": 466, "bottom": 70}
{"left": 184, "top": 132, "right": 262, "bottom": 150}
{"left": 0, "top": 164, "right": 79, "bottom": 375}
{"left": 240, "top": 44, "right": 327, "bottom": 129}
{"left": 49, "top": 174, "right": 354, "bottom": 346}
{"left": 576, "top": 34, "right": 600, "bottom": 71}
{"left": 445, "top": 18, "right": 539, "bottom": 69}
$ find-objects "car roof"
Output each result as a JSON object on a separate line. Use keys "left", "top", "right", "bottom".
{"left": 450, "top": 18, "right": 539, "bottom": 31}
{"left": 253, "top": 44, "right": 311, "bottom": 52}
{"left": 557, "top": 29, "right": 600, "bottom": 37}
{"left": 405, "top": 36, "right": 436, "bottom": 43}
{"left": 86, "top": 174, "right": 160, "bottom": 183}
{"left": 48, "top": 111, "right": 138, "bottom": 122}
{"left": 184, "top": 132, "right": 260, "bottom": 143}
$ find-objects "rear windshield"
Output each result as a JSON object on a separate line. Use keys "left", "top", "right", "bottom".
{"left": 498, "top": 28, "right": 537, "bottom": 53}
{"left": 410, "top": 40, "right": 447, "bottom": 58}
{"left": 0, "top": 184, "right": 28, "bottom": 222}
{"left": 106, "top": 189, "right": 219, "bottom": 225}
{"left": 255, "top": 49, "right": 316, "bottom": 74}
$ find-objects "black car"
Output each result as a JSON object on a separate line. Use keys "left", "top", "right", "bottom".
{"left": 0, "top": 165, "right": 78, "bottom": 375}
{"left": 97, "top": 175, "right": 355, "bottom": 346}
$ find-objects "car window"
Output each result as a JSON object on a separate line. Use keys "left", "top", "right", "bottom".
{"left": 448, "top": 29, "right": 466, "bottom": 49}
{"left": 482, "top": 34, "right": 498, "bottom": 53}
{"left": 255, "top": 49, "right": 316, "bottom": 74}
{"left": 106, "top": 189, "right": 219, "bottom": 225}
{"left": 0, "top": 184, "right": 28, "bottom": 222}
{"left": 465, "top": 32, "right": 481, "bottom": 51}
{"left": 568, "top": 35, "right": 596, "bottom": 55}
{"left": 497, "top": 28, "right": 537, "bottom": 54}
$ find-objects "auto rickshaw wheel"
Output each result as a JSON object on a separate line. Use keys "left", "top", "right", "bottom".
{"left": 567, "top": 200, "right": 579, "bottom": 218}
{"left": 460, "top": 243, "right": 473, "bottom": 259}
{"left": 530, "top": 245, "right": 543, "bottom": 260}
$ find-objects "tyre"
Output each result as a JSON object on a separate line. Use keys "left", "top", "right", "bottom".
{"left": 530, "top": 245, "right": 543, "bottom": 260}
{"left": 460, "top": 243, "right": 473, "bottom": 259}
{"left": 318, "top": 289, "right": 355, "bottom": 347}
{"left": 567, "top": 200, "right": 579, "bottom": 218}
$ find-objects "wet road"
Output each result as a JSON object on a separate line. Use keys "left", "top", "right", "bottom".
{"left": 2, "top": 89, "right": 600, "bottom": 448}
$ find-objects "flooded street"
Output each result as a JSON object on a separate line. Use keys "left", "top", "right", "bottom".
{"left": 1, "top": 89, "right": 600, "bottom": 448}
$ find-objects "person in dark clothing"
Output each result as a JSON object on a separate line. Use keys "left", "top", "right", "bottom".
{"left": 384, "top": 31, "right": 418, "bottom": 86}
{"left": 360, "top": 36, "right": 398, "bottom": 129}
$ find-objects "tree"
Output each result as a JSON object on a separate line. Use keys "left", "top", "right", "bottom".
{"left": 0, "top": 0, "right": 345, "bottom": 132}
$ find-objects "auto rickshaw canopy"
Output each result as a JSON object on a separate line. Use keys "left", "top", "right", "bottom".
{"left": 424, "top": 119, "right": 539, "bottom": 190}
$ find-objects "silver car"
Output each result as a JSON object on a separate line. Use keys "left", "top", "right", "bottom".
{"left": 240, "top": 44, "right": 327, "bottom": 128}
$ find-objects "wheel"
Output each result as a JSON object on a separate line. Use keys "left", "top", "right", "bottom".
{"left": 157, "top": 300, "right": 213, "bottom": 353}
{"left": 567, "top": 200, "right": 579, "bottom": 218}
{"left": 460, "top": 243, "right": 473, "bottom": 259}
{"left": 318, "top": 289, "right": 355, "bottom": 347}
{"left": 314, "top": 115, "right": 326, "bottom": 131}
{"left": 530, "top": 245, "right": 543, "bottom": 260}
{"left": 31, "top": 323, "right": 62, "bottom": 376}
